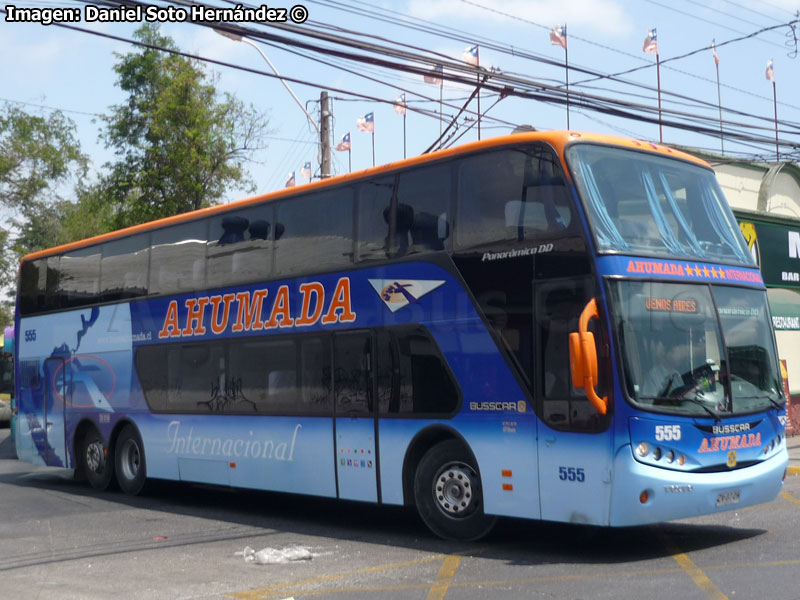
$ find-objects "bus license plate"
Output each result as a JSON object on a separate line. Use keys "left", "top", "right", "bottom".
{"left": 716, "top": 490, "right": 740, "bottom": 507}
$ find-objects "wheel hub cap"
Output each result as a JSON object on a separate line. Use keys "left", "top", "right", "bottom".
{"left": 434, "top": 464, "right": 475, "bottom": 516}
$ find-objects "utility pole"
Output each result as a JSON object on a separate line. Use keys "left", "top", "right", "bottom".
{"left": 320, "top": 91, "right": 332, "bottom": 179}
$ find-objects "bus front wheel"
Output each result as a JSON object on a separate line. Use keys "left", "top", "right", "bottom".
{"left": 79, "top": 428, "right": 114, "bottom": 491}
{"left": 414, "top": 440, "right": 496, "bottom": 541}
{"left": 115, "top": 425, "right": 147, "bottom": 495}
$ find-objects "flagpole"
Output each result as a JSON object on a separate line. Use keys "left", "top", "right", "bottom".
{"left": 403, "top": 110, "right": 407, "bottom": 159}
{"left": 773, "top": 80, "right": 779, "bottom": 161}
{"left": 371, "top": 130, "right": 375, "bottom": 167}
{"left": 477, "top": 46, "right": 481, "bottom": 140}
{"left": 656, "top": 52, "right": 663, "bottom": 143}
{"left": 439, "top": 80, "right": 443, "bottom": 140}
{"left": 715, "top": 59, "right": 723, "bottom": 155}
{"left": 565, "top": 32, "right": 570, "bottom": 130}
{"left": 348, "top": 148, "right": 351, "bottom": 173}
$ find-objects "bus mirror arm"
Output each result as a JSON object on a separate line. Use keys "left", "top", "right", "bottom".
{"left": 568, "top": 298, "right": 608, "bottom": 415}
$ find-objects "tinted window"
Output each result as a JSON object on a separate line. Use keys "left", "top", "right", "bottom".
{"left": 536, "top": 278, "right": 609, "bottom": 431}
{"left": 207, "top": 206, "right": 274, "bottom": 289}
{"left": 335, "top": 331, "right": 372, "bottom": 414}
{"left": 149, "top": 221, "right": 207, "bottom": 295}
{"left": 136, "top": 334, "right": 331, "bottom": 415}
{"left": 378, "top": 327, "right": 459, "bottom": 415}
{"left": 100, "top": 234, "right": 150, "bottom": 301}
{"left": 356, "top": 165, "right": 451, "bottom": 261}
{"left": 456, "top": 146, "right": 574, "bottom": 251}
{"left": 59, "top": 246, "right": 101, "bottom": 308}
{"left": 230, "top": 339, "right": 298, "bottom": 414}
{"left": 275, "top": 188, "right": 354, "bottom": 276}
{"left": 300, "top": 337, "right": 332, "bottom": 411}
{"left": 357, "top": 176, "right": 395, "bottom": 261}
{"left": 18, "top": 260, "right": 47, "bottom": 316}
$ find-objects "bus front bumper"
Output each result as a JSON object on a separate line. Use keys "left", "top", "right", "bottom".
{"left": 608, "top": 445, "right": 787, "bottom": 527}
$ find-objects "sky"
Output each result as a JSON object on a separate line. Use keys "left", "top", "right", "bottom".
{"left": 2, "top": 0, "right": 800, "bottom": 205}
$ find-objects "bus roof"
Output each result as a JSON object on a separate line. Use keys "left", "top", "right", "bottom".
{"left": 22, "top": 130, "right": 709, "bottom": 263}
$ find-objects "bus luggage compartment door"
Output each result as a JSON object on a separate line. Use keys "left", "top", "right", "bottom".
{"left": 43, "top": 358, "right": 68, "bottom": 467}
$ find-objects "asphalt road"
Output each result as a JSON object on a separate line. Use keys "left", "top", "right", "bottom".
{"left": 1, "top": 428, "right": 799, "bottom": 600}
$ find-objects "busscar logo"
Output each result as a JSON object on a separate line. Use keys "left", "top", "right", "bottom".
{"left": 368, "top": 279, "right": 445, "bottom": 313}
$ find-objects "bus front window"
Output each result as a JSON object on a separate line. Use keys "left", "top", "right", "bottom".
{"left": 609, "top": 281, "right": 783, "bottom": 417}
{"left": 566, "top": 144, "right": 753, "bottom": 265}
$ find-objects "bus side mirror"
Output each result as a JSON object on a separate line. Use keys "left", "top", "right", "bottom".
{"left": 569, "top": 298, "right": 608, "bottom": 415}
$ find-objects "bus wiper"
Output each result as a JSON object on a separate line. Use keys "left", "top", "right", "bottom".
{"left": 736, "top": 393, "right": 784, "bottom": 410}
{"left": 648, "top": 396, "right": 722, "bottom": 421}
{"left": 681, "top": 397, "right": 722, "bottom": 421}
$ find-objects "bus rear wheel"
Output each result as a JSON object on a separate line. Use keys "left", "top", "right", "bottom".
{"left": 414, "top": 440, "right": 496, "bottom": 541}
{"left": 79, "top": 428, "right": 114, "bottom": 491}
{"left": 115, "top": 425, "right": 147, "bottom": 496}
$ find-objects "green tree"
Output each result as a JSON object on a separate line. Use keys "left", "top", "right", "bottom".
{"left": 1, "top": 104, "right": 88, "bottom": 303}
{"left": 101, "top": 24, "right": 269, "bottom": 228}
{"left": 0, "top": 104, "right": 87, "bottom": 214}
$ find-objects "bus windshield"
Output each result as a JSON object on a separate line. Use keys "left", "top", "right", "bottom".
{"left": 609, "top": 280, "right": 783, "bottom": 417}
{"left": 566, "top": 144, "right": 753, "bottom": 265}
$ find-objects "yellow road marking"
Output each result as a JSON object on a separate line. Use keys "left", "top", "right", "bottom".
{"left": 658, "top": 530, "right": 728, "bottom": 600}
{"left": 780, "top": 491, "right": 800, "bottom": 506}
{"left": 427, "top": 555, "right": 462, "bottom": 600}
{"left": 228, "top": 555, "right": 442, "bottom": 600}
{"left": 786, "top": 466, "right": 800, "bottom": 476}
{"left": 237, "top": 557, "right": 800, "bottom": 599}
{"left": 671, "top": 552, "right": 729, "bottom": 600}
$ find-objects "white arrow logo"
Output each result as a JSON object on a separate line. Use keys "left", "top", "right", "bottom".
{"left": 368, "top": 279, "right": 445, "bottom": 312}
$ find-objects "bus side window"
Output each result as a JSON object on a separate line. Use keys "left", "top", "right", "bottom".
{"left": 207, "top": 207, "right": 273, "bottom": 289}
{"left": 536, "top": 279, "right": 608, "bottom": 431}
{"left": 149, "top": 221, "right": 208, "bottom": 295}
{"left": 455, "top": 146, "right": 575, "bottom": 252}
{"left": 377, "top": 327, "right": 460, "bottom": 416}
{"left": 274, "top": 188, "right": 354, "bottom": 277}
{"left": 334, "top": 332, "right": 372, "bottom": 414}
{"left": 100, "top": 234, "right": 150, "bottom": 302}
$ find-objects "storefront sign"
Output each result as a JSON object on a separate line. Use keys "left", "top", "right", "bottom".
{"left": 738, "top": 220, "right": 800, "bottom": 288}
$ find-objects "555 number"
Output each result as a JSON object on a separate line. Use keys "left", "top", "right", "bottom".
{"left": 558, "top": 466, "right": 585, "bottom": 482}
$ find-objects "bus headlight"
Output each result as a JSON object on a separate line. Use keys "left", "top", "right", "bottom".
{"left": 636, "top": 442, "right": 650, "bottom": 457}
{"left": 665, "top": 450, "right": 675, "bottom": 463}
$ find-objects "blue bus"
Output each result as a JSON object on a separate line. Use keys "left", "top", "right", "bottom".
{"left": 14, "top": 131, "right": 788, "bottom": 540}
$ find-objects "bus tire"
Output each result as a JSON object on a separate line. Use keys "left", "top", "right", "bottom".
{"left": 413, "top": 440, "right": 496, "bottom": 541}
{"left": 115, "top": 425, "right": 147, "bottom": 496}
{"left": 79, "top": 428, "right": 114, "bottom": 491}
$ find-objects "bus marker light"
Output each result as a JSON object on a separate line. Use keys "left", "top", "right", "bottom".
{"left": 639, "top": 490, "right": 649, "bottom": 504}
{"left": 652, "top": 447, "right": 662, "bottom": 460}
{"left": 665, "top": 450, "right": 675, "bottom": 463}
{"left": 230, "top": 462, "right": 236, "bottom": 468}
{"left": 636, "top": 442, "right": 649, "bottom": 457}
{"left": 501, "top": 469, "right": 512, "bottom": 477}
{"left": 502, "top": 483, "right": 513, "bottom": 491}
{"left": 678, "top": 455, "right": 686, "bottom": 466}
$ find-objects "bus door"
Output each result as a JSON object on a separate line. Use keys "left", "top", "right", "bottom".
{"left": 334, "top": 331, "right": 379, "bottom": 502}
{"left": 535, "top": 282, "right": 614, "bottom": 525}
{"left": 43, "top": 357, "right": 68, "bottom": 467}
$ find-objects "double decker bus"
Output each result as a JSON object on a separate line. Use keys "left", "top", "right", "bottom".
{"left": 14, "top": 131, "right": 787, "bottom": 540}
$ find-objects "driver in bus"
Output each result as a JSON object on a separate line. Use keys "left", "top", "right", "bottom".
{"left": 642, "top": 338, "right": 686, "bottom": 398}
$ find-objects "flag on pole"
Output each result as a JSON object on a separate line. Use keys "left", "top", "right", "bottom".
{"left": 424, "top": 64, "right": 443, "bottom": 85}
{"left": 393, "top": 94, "right": 407, "bottom": 116}
{"left": 285, "top": 171, "right": 296, "bottom": 188}
{"left": 357, "top": 112, "right": 374, "bottom": 133}
{"left": 462, "top": 45, "right": 479, "bottom": 65}
{"left": 335, "top": 132, "right": 351, "bottom": 151}
{"left": 300, "top": 161, "right": 312, "bottom": 180}
{"left": 765, "top": 59, "right": 775, "bottom": 82}
{"left": 549, "top": 25, "right": 567, "bottom": 50}
{"left": 711, "top": 40, "right": 720, "bottom": 66}
{"left": 643, "top": 28, "right": 658, "bottom": 54}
